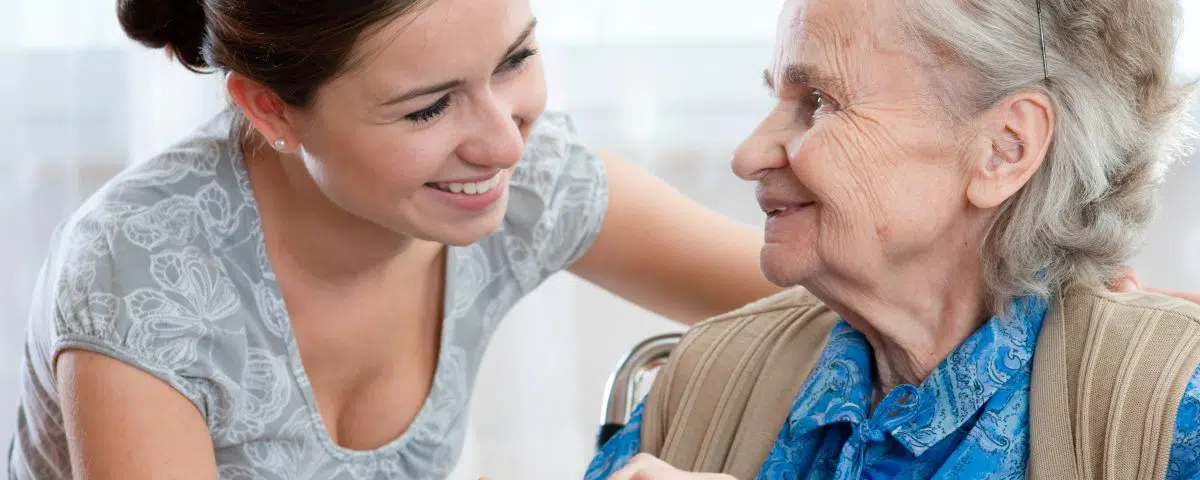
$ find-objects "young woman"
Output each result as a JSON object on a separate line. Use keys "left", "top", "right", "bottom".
{"left": 8, "top": 0, "right": 778, "bottom": 478}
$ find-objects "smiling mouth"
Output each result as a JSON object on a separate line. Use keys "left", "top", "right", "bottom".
{"left": 765, "top": 203, "right": 815, "bottom": 218}
{"left": 425, "top": 172, "right": 503, "bottom": 195}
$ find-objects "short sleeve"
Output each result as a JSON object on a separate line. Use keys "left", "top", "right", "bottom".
{"left": 585, "top": 401, "right": 645, "bottom": 480}
{"left": 502, "top": 112, "right": 609, "bottom": 288}
{"left": 40, "top": 203, "right": 219, "bottom": 418}
{"left": 1167, "top": 364, "right": 1200, "bottom": 479}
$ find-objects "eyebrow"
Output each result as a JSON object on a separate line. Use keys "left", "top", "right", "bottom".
{"left": 379, "top": 18, "right": 539, "bottom": 107}
{"left": 763, "top": 63, "right": 845, "bottom": 98}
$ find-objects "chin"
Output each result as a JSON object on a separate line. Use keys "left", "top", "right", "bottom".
{"left": 397, "top": 191, "right": 511, "bottom": 246}
{"left": 759, "top": 243, "right": 817, "bottom": 288}
{"left": 429, "top": 211, "right": 507, "bottom": 246}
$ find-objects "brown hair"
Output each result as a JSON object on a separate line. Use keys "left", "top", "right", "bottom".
{"left": 117, "top": 0, "right": 430, "bottom": 107}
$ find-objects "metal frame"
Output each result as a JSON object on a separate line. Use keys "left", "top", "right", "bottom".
{"left": 596, "top": 332, "right": 682, "bottom": 449}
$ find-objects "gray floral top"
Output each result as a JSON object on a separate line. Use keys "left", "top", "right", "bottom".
{"left": 8, "top": 110, "right": 608, "bottom": 479}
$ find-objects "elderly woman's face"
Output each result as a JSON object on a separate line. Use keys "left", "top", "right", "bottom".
{"left": 733, "top": 0, "right": 980, "bottom": 287}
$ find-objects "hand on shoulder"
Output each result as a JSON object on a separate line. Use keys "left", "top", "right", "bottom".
{"left": 1109, "top": 269, "right": 1200, "bottom": 304}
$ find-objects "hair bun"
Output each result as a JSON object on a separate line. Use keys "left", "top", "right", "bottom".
{"left": 117, "top": 0, "right": 209, "bottom": 71}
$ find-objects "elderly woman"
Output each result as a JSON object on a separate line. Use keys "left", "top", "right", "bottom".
{"left": 586, "top": 0, "right": 1200, "bottom": 478}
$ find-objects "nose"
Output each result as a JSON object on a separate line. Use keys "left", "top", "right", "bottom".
{"left": 732, "top": 118, "right": 790, "bottom": 181}
{"left": 458, "top": 95, "right": 527, "bottom": 170}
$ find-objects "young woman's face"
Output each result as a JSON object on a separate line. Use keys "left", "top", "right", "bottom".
{"left": 287, "top": 0, "right": 546, "bottom": 246}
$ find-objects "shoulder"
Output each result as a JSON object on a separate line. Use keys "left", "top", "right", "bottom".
{"left": 49, "top": 110, "right": 249, "bottom": 302}
{"left": 1055, "top": 287, "right": 1200, "bottom": 358}
{"left": 57, "top": 108, "right": 248, "bottom": 263}
{"left": 1063, "top": 287, "right": 1200, "bottom": 326}
{"left": 57, "top": 109, "right": 247, "bottom": 260}
{"left": 1054, "top": 286, "right": 1200, "bottom": 390}
{"left": 35, "top": 110, "right": 255, "bottom": 385}
{"left": 691, "top": 287, "right": 834, "bottom": 335}
{"left": 519, "top": 111, "right": 586, "bottom": 165}
{"left": 508, "top": 111, "right": 606, "bottom": 205}
{"left": 638, "top": 288, "right": 840, "bottom": 462}
{"left": 496, "top": 112, "right": 609, "bottom": 281}
{"left": 667, "top": 287, "right": 838, "bottom": 382}
{"left": 1048, "top": 287, "right": 1200, "bottom": 478}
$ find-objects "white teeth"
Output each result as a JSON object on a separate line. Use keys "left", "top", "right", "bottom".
{"left": 435, "top": 172, "right": 503, "bottom": 196}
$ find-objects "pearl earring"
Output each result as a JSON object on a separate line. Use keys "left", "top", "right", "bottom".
{"left": 272, "top": 138, "right": 287, "bottom": 150}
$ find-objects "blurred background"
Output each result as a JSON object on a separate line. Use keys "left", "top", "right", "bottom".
{"left": 1, "top": 0, "right": 1197, "bottom": 477}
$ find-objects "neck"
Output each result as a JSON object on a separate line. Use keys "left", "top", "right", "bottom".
{"left": 808, "top": 228, "right": 991, "bottom": 395}
{"left": 245, "top": 144, "right": 443, "bottom": 288}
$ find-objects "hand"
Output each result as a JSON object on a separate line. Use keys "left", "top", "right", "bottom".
{"left": 1144, "top": 288, "right": 1200, "bottom": 304}
{"left": 1109, "top": 269, "right": 1200, "bottom": 304}
{"left": 607, "top": 454, "right": 737, "bottom": 480}
{"left": 1108, "top": 268, "right": 1144, "bottom": 293}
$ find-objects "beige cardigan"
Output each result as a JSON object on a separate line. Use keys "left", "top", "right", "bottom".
{"left": 637, "top": 286, "right": 1200, "bottom": 479}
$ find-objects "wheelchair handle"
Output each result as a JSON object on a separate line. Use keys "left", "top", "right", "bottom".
{"left": 597, "top": 332, "right": 682, "bottom": 448}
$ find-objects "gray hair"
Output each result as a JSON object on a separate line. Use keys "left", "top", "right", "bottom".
{"left": 898, "top": 0, "right": 1196, "bottom": 313}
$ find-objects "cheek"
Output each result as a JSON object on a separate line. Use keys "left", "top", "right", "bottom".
{"left": 830, "top": 129, "right": 967, "bottom": 247}
{"left": 304, "top": 120, "right": 452, "bottom": 198}
{"left": 793, "top": 121, "right": 898, "bottom": 229}
{"left": 795, "top": 117, "right": 968, "bottom": 251}
{"left": 508, "top": 59, "right": 548, "bottom": 130}
{"left": 525, "top": 59, "right": 548, "bottom": 107}
{"left": 880, "top": 127, "right": 973, "bottom": 238}
{"left": 887, "top": 162, "right": 970, "bottom": 235}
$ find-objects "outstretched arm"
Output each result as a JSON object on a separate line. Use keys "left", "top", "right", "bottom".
{"left": 570, "top": 152, "right": 782, "bottom": 325}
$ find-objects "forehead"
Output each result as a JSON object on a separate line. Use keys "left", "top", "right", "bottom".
{"left": 340, "top": 0, "right": 533, "bottom": 90}
{"left": 771, "top": 0, "right": 900, "bottom": 76}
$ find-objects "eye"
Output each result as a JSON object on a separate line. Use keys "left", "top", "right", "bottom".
{"left": 798, "top": 90, "right": 837, "bottom": 124}
{"left": 811, "top": 91, "right": 827, "bottom": 110}
{"left": 497, "top": 48, "right": 538, "bottom": 74}
{"left": 808, "top": 91, "right": 835, "bottom": 113}
{"left": 403, "top": 94, "right": 451, "bottom": 123}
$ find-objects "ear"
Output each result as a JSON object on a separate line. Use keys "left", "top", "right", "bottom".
{"left": 225, "top": 72, "right": 303, "bottom": 153}
{"left": 965, "top": 91, "right": 1055, "bottom": 209}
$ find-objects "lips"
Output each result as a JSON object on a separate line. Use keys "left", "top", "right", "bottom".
{"left": 758, "top": 188, "right": 815, "bottom": 217}
{"left": 756, "top": 176, "right": 815, "bottom": 216}
{"left": 422, "top": 171, "right": 509, "bottom": 213}
{"left": 764, "top": 202, "right": 815, "bottom": 218}
{"left": 427, "top": 171, "right": 501, "bottom": 195}
{"left": 426, "top": 171, "right": 503, "bottom": 196}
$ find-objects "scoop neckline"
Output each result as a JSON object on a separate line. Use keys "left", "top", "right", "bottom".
{"left": 227, "top": 128, "right": 457, "bottom": 462}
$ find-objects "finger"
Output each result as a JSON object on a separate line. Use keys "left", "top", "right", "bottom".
{"left": 1108, "top": 269, "right": 1141, "bottom": 292}
{"left": 1113, "top": 278, "right": 1141, "bottom": 292}
{"left": 609, "top": 454, "right": 672, "bottom": 480}
{"left": 630, "top": 469, "right": 737, "bottom": 480}
{"left": 1146, "top": 288, "right": 1200, "bottom": 304}
{"left": 607, "top": 464, "right": 639, "bottom": 480}
{"left": 627, "top": 465, "right": 680, "bottom": 480}
{"left": 630, "top": 453, "right": 668, "bottom": 466}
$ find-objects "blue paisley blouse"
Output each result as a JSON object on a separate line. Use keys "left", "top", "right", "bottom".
{"left": 587, "top": 295, "right": 1200, "bottom": 479}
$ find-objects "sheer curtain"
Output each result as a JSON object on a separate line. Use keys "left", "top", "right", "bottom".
{"left": 1, "top": 1, "right": 1197, "bottom": 478}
